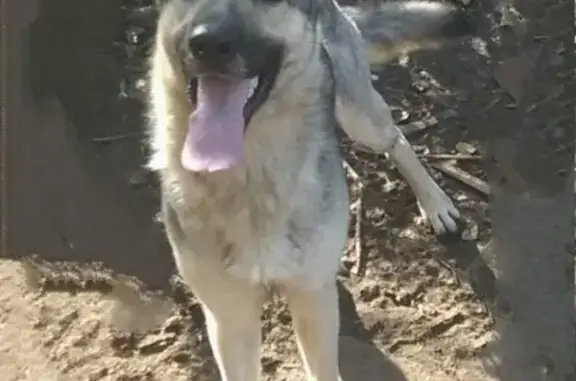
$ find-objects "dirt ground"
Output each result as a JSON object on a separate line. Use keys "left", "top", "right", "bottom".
{"left": 1, "top": 0, "right": 570, "bottom": 380}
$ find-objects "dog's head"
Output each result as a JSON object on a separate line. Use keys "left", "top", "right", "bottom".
{"left": 152, "top": 0, "right": 326, "bottom": 172}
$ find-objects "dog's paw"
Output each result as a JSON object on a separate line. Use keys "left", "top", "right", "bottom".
{"left": 417, "top": 190, "right": 461, "bottom": 237}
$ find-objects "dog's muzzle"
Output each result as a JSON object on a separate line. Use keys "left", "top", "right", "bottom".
{"left": 180, "top": 18, "right": 282, "bottom": 174}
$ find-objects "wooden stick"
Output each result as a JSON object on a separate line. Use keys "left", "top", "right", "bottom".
{"left": 342, "top": 159, "right": 361, "bottom": 182}
{"left": 418, "top": 154, "right": 482, "bottom": 161}
{"left": 351, "top": 188, "right": 367, "bottom": 276}
{"left": 92, "top": 132, "right": 140, "bottom": 142}
{"left": 431, "top": 161, "right": 490, "bottom": 196}
{"left": 399, "top": 116, "right": 439, "bottom": 136}
{"left": 342, "top": 160, "right": 367, "bottom": 276}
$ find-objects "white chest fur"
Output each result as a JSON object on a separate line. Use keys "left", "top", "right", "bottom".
{"left": 165, "top": 159, "right": 332, "bottom": 287}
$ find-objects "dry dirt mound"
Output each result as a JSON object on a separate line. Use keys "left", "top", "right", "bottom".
{"left": 0, "top": 258, "right": 494, "bottom": 381}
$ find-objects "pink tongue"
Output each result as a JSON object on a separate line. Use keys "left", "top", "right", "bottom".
{"left": 181, "top": 76, "right": 251, "bottom": 172}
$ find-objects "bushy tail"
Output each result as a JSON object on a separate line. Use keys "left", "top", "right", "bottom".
{"left": 341, "top": 1, "right": 476, "bottom": 67}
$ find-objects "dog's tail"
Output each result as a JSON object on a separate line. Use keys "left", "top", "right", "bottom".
{"left": 341, "top": 1, "right": 476, "bottom": 67}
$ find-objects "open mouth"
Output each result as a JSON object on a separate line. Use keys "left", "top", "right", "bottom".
{"left": 181, "top": 51, "right": 282, "bottom": 173}
{"left": 187, "top": 59, "right": 280, "bottom": 127}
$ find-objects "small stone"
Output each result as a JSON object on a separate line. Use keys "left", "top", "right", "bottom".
{"left": 163, "top": 315, "right": 183, "bottom": 335}
{"left": 170, "top": 351, "right": 190, "bottom": 364}
{"left": 461, "top": 221, "right": 479, "bottom": 241}
{"left": 359, "top": 285, "right": 381, "bottom": 302}
{"left": 412, "top": 79, "right": 431, "bottom": 93}
{"left": 391, "top": 108, "right": 410, "bottom": 124}
{"left": 455, "top": 141, "right": 477, "bottom": 154}
{"left": 138, "top": 334, "right": 176, "bottom": 355}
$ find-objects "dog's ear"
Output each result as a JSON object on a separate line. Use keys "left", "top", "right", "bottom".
{"left": 321, "top": 6, "right": 379, "bottom": 110}
{"left": 341, "top": 1, "right": 477, "bottom": 68}
{"left": 322, "top": 17, "right": 400, "bottom": 152}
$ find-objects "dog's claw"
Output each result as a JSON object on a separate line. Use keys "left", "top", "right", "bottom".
{"left": 417, "top": 190, "right": 462, "bottom": 237}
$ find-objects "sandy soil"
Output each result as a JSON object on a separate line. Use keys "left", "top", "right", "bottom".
{"left": 0, "top": 250, "right": 495, "bottom": 381}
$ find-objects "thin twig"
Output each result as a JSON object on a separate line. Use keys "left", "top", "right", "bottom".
{"left": 431, "top": 161, "right": 490, "bottom": 196}
{"left": 342, "top": 159, "right": 361, "bottom": 182}
{"left": 348, "top": 143, "right": 378, "bottom": 155}
{"left": 418, "top": 153, "right": 482, "bottom": 160}
{"left": 399, "top": 116, "right": 439, "bottom": 136}
{"left": 399, "top": 109, "right": 458, "bottom": 137}
{"left": 92, "top": 132, "right": 140, "bottom": 142}
{"left": 352, "top": 188, "right": 367, "bottom": 276}
{"left": 342, "top": 159, "right": 367, "bottom": 277}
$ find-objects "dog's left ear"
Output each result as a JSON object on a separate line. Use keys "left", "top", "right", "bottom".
{"left": 321, "top": 8, "right": 378, "bottom": 113}
{"left": 321, "top": 6, "right": 400, "bottom": 152}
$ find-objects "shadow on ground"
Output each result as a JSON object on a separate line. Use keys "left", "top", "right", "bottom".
{"left": 338, "top": 282, "right": 408, "bottom": 381}
{"left": 6, "top": 0, "right": 175, "bottom": 293}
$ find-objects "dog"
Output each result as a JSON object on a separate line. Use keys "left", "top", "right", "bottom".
{"left": 146, "top": 1, "right": 473, "bottom": 380}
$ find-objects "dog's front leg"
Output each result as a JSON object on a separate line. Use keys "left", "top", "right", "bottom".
{"left": 336, "top": 91, "right": 460, "bottom": 236}
{"left": 175, "top": 254, "right": 263, "bottom": 381}
{"left": 386, "top": 126, "right": 461, "bottom": 235}
{"left": 285, "top": 282, "right": 341, "bottom": 381}
{"left": 325, "top": 8, "right": 462, "bottom": 236}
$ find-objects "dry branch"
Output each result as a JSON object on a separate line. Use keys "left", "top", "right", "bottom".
{"left": 343, "top": 160, "right": 367, "bottom": 276}
{"left": 418, "top": 154, "right": 481, "bottom": 161}
{"left": 430, "top": 161, "right": 490, "bottom": 196}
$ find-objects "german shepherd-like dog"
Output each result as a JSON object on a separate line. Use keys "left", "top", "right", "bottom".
{"left": 147, "top": 1, "right": 472, "bottom": 380}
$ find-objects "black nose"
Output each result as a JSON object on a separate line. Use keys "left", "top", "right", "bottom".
{"left": 188, "top": 24, "right": 236, "bottom": 63}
